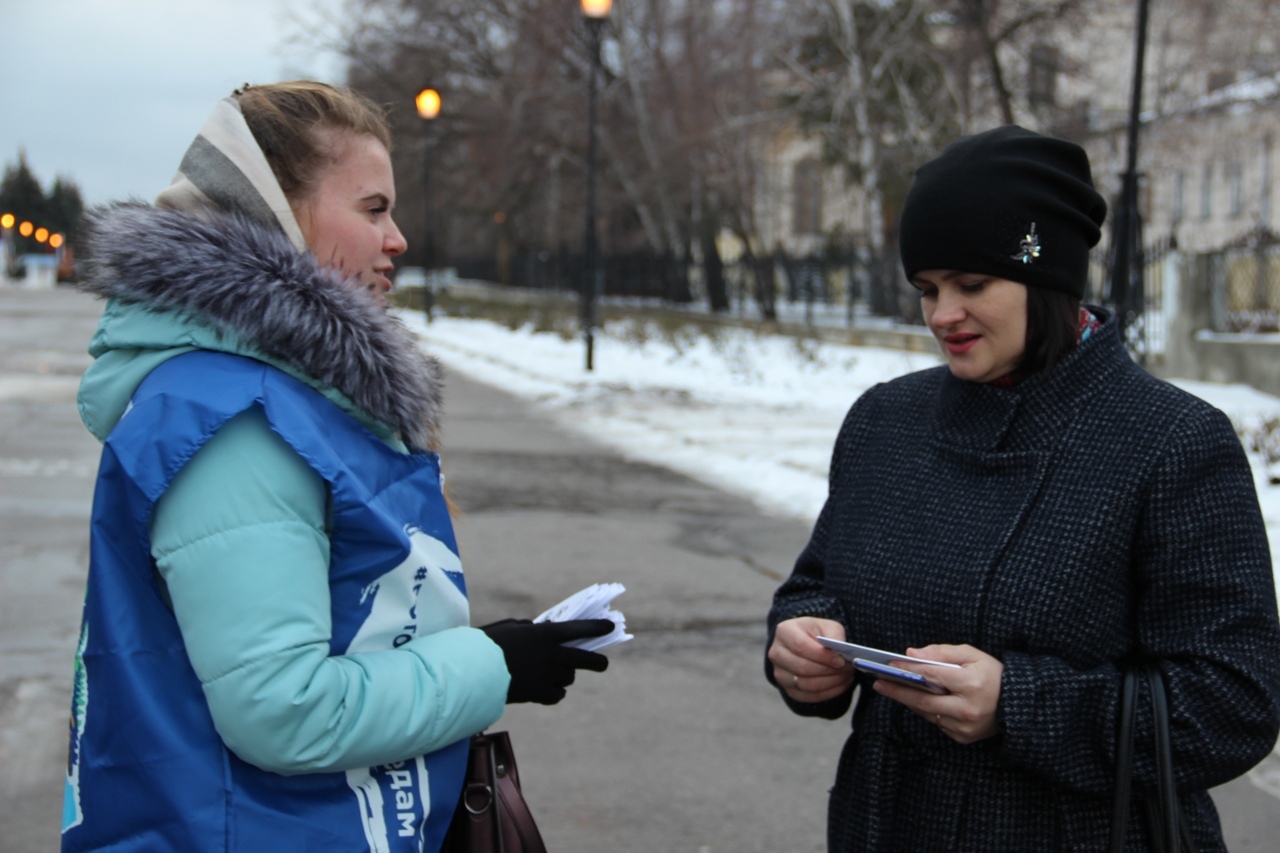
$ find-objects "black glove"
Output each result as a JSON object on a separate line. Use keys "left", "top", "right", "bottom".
{"left": 479, "top": 618, "right": 614, "bottom": 705}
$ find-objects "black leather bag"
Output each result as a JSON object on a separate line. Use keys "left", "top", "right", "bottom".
{"left": 442, "top": 731, "right": 547, "bottom": 853}
{"left": 1109, "top": 664, "right": 1196, "bottom": 853}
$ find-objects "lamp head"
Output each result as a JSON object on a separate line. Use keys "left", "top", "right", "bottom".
{"left": 416, "top": 89, "right": 441, "bottom": 120}
{"left": 581, "top": 0, "right": 612, "bottom": 18}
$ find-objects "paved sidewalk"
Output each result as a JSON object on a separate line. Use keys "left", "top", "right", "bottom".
{"left": 1, "top": 286, "right": 1277, "bottom": 850}
{"left": 439, "top": 355, "right": 837, "bottom": 852}
{"left": 1, "top": 287, "right": 102, "bottom": 853}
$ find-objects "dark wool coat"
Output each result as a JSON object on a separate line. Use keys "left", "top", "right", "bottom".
{"left": 768, "top": 313, "right": 1280, "bottom": 852}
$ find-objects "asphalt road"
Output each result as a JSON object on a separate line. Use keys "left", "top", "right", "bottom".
{"left": 2, "top": 285, "right": 1278, "bottom": 851}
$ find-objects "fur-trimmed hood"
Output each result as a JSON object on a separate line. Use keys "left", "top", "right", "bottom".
{"left": 79, "top": 202, "right": 443, "bottom": 450}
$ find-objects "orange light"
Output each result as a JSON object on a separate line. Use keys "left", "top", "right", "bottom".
{"left": 18, "top": 221, "right": 33, "bottom": 237}
{"left": 0, "top": 213, "right": 13, "bottom": 229}
{"left": 493, "top": 211, "right": 506, "bottom": 224}
{"left": 581, "top": 0, "right": 613, "bottom": 17}
{"left": 35, "top": 227, "right": 49, "bottom": 243}
{"left": 416, "top": 89, "right": 441, "bottom": 120}
{"left": 50, "top": 233, "right": 64, "bottom": 249}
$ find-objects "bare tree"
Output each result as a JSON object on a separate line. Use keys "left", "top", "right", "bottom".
{"left": 301, "top": 0, "right": 799, "bottom": 315}
{"left": 926, "top": 0, "right": 1095, "bottom": 133}
{"left": 780, "top": 0, "right": 960, "bottom": 315}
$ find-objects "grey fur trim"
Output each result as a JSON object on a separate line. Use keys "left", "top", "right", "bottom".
{"left": 81, "top": 202, "right": 443, "bottom": 450}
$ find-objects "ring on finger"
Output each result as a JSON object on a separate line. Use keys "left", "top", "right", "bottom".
{"left": 793, "top": 674, "right": 800, "bottom": 689}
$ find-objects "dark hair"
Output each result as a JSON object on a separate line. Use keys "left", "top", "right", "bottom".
{"left": 1021, "top": 287, "right": 1081, "bottom": 375}
{"left": 233, "top": 81, "right": 392, "bottom": 202}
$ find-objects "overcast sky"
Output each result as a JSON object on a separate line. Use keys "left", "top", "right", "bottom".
{"left": 0, "top": 0, "right": 348, "bottom": 207}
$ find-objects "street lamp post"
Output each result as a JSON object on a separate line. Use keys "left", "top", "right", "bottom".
{"left": 0, "top": 213, "right": 12, "bottom": 278}
{"left": 1107, "top": 0, "right": 1151, "bottom": 363}
{"left": 416, "top": 88, "right": 442, "bottom": 321}
{"left": 580, "top": 0, "right": 612, "bottom": 371}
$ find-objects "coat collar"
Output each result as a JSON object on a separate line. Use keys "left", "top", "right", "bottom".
{"left": 80, "top": 202, "right": 443, "bottom": 450}
{"left": 934, "top": 309, "right": 1130, "bottom": 453}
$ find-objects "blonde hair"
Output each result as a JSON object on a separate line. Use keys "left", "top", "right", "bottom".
{"left": 234, "top": 81, "right": 392, "bottom": 202}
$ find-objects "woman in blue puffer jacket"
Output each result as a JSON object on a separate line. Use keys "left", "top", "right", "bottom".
{"left": 63, "top": 80, "right": 612, "bottom": 852}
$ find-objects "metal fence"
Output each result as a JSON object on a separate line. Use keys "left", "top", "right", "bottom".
{"left": 1087, "top": 234, "right": 1177, "bottom": 360}
{"left": 455, "top": 249, "right": 696, "bottom": 302}
{"left": 1202, "top": 227, "right": 1280, "bottom": 333}
{"left": 452, "top": 247, "right": 917, "bottom": 325}
{"left": 462, "top": 237, "right": 1280, "bottom": 347}
{"left": 1078, "top": 226, "right": 1280, "bottom": 363}
{"left": 770, "top": 251, "right": 916, "bottom": 325}
{"left": 1140, "top": 236, "right": 1176, "bottom": 355}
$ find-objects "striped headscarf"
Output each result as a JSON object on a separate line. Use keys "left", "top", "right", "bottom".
{"left": 154, "top": 97, "right": 308, "bottom": 253}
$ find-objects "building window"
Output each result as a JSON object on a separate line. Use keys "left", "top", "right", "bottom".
{"left": 1207, "top": 69, "right": 1236, "bottom": 93}
{"left": 1228, "top": 160, "right": 1243, "bottom": 218}
{"left": 1171, "top": 170, "right": 1184, "bottom": 225}
{"left": 793, "top": 158, "right": 823, "bottom": 236}
{"left": 1029, "top": 44, "right": 1059, "bottom": 108}
{"left": 1200, "top": 162, "right": 1213, "bottom": 220}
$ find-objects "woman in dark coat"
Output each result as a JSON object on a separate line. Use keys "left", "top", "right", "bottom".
{"left": 766, "top": 125, "right": 1280, "bottom": 851}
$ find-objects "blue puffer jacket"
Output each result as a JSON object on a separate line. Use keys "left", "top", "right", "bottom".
{"left": 64, "top": 195, "right": 508, "bottom": 851}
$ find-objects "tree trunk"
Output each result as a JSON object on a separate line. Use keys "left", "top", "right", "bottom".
{"left": 700, "top": 209, "right": 730, "bottom": 312}
{"left": 746, "top": 249, "right": 778, "bottom": 322}
{"left": 664, "top": 252, "right": 694, "bottom": 304}
{"left": 832, "top": 0, "right": 889, "bottom": 313}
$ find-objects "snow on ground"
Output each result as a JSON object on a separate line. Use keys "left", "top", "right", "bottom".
{"left": 402, "top": 310, "right": 1280, "bottom": 589}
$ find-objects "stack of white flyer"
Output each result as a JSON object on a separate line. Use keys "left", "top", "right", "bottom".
{"left": 534, "top": 582, "right": 633, "bottom": 651}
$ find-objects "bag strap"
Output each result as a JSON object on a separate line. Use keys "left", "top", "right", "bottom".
{"left": 1109, "top": 668, "right": 1139, "bottom": 853}
{"left": 460, "top": 734, "right": 505, "bottom": 852}
{"left": 1146, "top": 666, "right": 1197, "bottom": 853}
{"left": 1111, "top": 665, "right": 1196, "bottom": 853}
{"left": 490, "top": 732, "right": 547, "bottom": 853}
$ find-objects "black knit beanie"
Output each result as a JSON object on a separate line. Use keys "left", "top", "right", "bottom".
{"left": 898, "top": 125, "right": 1107, "bottom": 299}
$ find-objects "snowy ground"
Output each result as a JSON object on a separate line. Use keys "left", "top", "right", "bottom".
{"left": 403, "top": 310, "right": 1280, "bottom": 591}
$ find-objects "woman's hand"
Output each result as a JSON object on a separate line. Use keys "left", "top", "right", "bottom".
{"left": 480, "top": 619, "right": 613, "bottom": 705}
{"left": 872, "top": 644, "right": 1004, "bottom": 744}
{"left": 767, "top": 617, "right": 853, "bottom": 702}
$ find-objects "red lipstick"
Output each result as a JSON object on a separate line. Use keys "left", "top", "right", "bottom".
{"left": 943, "top": 333, "right": 979, "bottom": 355}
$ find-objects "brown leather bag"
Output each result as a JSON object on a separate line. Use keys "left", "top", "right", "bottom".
{"left": 442, "top": 731, "right": 547, "bottom": 853}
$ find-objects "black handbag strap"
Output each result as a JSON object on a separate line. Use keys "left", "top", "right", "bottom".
{"left": 1110, "top": 668, "right": 1139, "bottom": 852}
{"left": 1110, "top": 664, "right": 1195, "bottom": 853}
